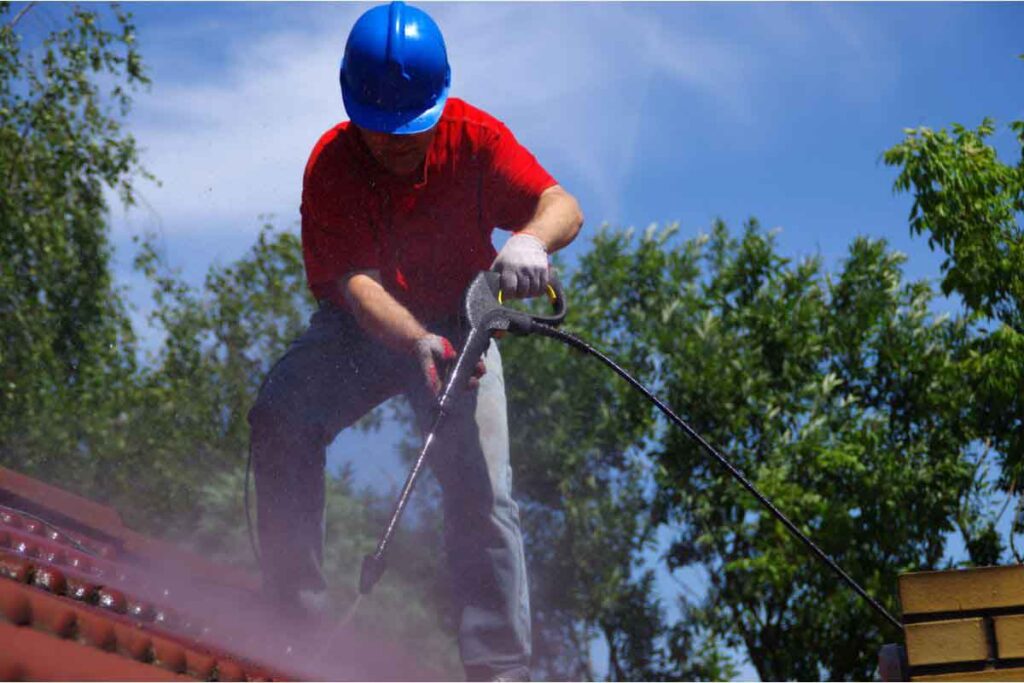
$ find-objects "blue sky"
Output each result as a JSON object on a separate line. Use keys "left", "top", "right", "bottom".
{"left": 92, "top": 2, "right": 1024, "bottom": 279}
{"left": 89, "top": 2, "right": 1024, "bottom": 305}
{"left": 19, "top": 1, "right": 1024, "bottom": 678}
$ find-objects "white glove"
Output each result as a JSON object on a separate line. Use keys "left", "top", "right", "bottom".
{"left": 491, "top": 233, "right": 549, "bottom": 299}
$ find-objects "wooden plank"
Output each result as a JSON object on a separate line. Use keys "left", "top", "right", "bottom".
{"left": 914, "top": 666, "right": 1024, "bottom": 682}
{"left": 900, "top": 566, "right": 1024, "bottom": 615}
{"left": 994, "top": 614, "right": 1024, "bottom": 658}
{"left": 905, "top": 618, "right": 987, "bottom": 666}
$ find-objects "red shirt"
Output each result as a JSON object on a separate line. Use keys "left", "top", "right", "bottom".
{"left": 301, "top": 98, "right": 557, "bottom": 322}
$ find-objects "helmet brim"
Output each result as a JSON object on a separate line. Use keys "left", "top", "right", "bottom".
{"left": 342, "top": 85, "right": 449, "bottom": 135}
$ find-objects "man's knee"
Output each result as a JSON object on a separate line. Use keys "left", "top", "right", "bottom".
{"left": 248, "top": 383, "right": 287, "bottom": 435}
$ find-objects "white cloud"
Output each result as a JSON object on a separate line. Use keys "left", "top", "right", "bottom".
{"left": 111, "top": 3, "right": 898, "bottom": 254}
{"left": 113, "top": 3, "right": 759, "bottom": 245}
{"left": 117, "top": 11, "right": 360, "bottom": 239}
{"left": 439, "top": 4, "right": 757, "bottom": 220}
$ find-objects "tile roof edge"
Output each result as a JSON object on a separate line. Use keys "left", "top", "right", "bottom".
{"left": 0, "top": 466, "right": 125, "bottom": 534}
{"left": 0, "top": 466, "right": 261, "bottom": 593}
{"left": 0, "top": 575, "right": 286, "bottom": 681}
{"left": 0, "top": 621, "right": 194, "bottom": 681}
{"left": 122, "top": 533, "right": 262, "bottom": 593}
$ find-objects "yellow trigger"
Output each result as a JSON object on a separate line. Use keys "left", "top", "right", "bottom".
{"left": 496, "top": 285, "right": 558, "bottom": 307}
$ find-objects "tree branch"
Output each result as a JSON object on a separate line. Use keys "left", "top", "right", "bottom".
{"left": 1011, "top": 494, "right": 1024, "bottom": 564}
{"left": 6, "top": 2, "right": 37, "bottom": 30}
{"left": 602, "top": 622, "right": 626, "bottom": 682}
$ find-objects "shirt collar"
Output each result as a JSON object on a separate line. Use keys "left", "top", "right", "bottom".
{"left": 347, "top": 125, "right": 435, "bottom": 192}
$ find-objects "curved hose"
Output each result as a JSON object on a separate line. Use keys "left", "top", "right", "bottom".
{"left": 244, "top": 441, "right": 260, "bottom": 565}
{"left": 531, "top": 322, "right": 903, "bottom": 633}
{"left": 0, "top": 503, "right": 99, "bottom": 558}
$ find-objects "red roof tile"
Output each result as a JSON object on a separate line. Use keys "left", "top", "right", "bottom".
{"left": 0, "top": 466, "right": 438, "bottom": 681}
{"left": 0, "top": 621, "right": 191, "bottom": 681}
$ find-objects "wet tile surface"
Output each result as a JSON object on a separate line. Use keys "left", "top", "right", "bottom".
{"left": 0, "top": 468, "right": 439, "bottom": 681}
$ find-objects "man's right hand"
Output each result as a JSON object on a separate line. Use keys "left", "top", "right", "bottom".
{"left": 342, "top": 273, "right": 485, "bottom": 396}
{"left": 413, "top": 334, "right": 485, "bottom": 396}
{"left": 414, "top": 335, "right": 457, "bottom": 396}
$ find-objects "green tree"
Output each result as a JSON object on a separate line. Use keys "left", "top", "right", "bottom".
{"left": 654, "top": 223, "right": 976, "bottom": 680}
{"left": 114, "top": 224, "right": 310, "bottom": 531}
{"left": 0, "top": 2, "right": 147, "bottom": 488}
{"left": 884, "top": 118, "right": 1024, "bottom": 331}
{"left": 885, "top": 118, "right": 1024, "bottom": 548}
{"left": 502, "top": 250, "right": 734, "bottom": 681}
{"left": 505, "top": 221, "right": 985, "bottom": 680}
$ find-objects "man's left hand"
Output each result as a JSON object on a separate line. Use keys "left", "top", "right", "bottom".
{"left": 491, "top": 232, "right": 549, "bottom": 299}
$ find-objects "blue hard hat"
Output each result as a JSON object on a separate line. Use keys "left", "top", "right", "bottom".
{"left": 340, "top": 1, "right": 451, "bottom": 135}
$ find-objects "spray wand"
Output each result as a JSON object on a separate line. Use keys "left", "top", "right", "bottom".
{"left": 357, "top": 271, "right": 568, "bottom": 597}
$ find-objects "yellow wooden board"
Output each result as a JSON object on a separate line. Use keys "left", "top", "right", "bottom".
{"left": 901, "top": 566, "right": 1024, "bottom": 615}
{"left": 905, "top": 618, "right": 987, "bottom": 666}
{"left": 914, "top": 665, "right": 1024, "bottom": 682}
{"left": 994, "top": 614, "right": 1024, "bottom": 659}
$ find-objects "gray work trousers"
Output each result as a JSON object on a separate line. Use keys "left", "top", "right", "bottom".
{"left": 247, "top": 300, "right": 531, "bottom": 680}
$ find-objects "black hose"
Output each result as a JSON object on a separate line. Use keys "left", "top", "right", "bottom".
{"left": 244, "top": 441, "right": 260, "bottom": 565}
{"left": 531, "top": 322, "right": 903, "bottom": 633}
{"left": 0, "top": 503, "right": 99, "bottom": 558}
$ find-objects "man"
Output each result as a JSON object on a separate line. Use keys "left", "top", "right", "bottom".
{"left": 248, "top": 2, "right": 583, "bottom": 680}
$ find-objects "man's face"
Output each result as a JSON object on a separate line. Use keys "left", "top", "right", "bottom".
{"left": 356, "top": 125, "right": 437, "bottom": 177}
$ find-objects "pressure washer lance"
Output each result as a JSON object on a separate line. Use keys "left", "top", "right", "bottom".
{"left": 355, "top": 270, "right": 902, "bottom": 634}
{"left": 356, "top": 271, "right": 568, "bottom": 603}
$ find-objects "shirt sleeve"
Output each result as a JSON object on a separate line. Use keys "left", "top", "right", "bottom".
{"left": 301, "top": 165, "right": 380, "bottom": 304}
{"left": 481, "top": 122, "right": 557, "bottom": 231}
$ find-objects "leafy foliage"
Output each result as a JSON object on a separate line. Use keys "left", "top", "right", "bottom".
{"left": 503, "top": 245, "right": 734, "bottom": 681}
{"left": 113, "top": 224, "right": 309, "bottom": 531}
{"left": 884, "top": 119, "right": 1024, "bottom": 331}
{"left": 504, "top": 221, "right": 987, "bottom": 680}
{"left": 885, "top": 118, "right": 1024, "bottom": 540}
{"left": 0, "top": 2, "right": 149, "bottom": 495}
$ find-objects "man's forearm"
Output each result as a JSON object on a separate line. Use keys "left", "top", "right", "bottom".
{"left": 342, "top": 270, "right": 429, "bottom": 353}
{"left": 516, "top": 185, "right": 584, "bottom": 253}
